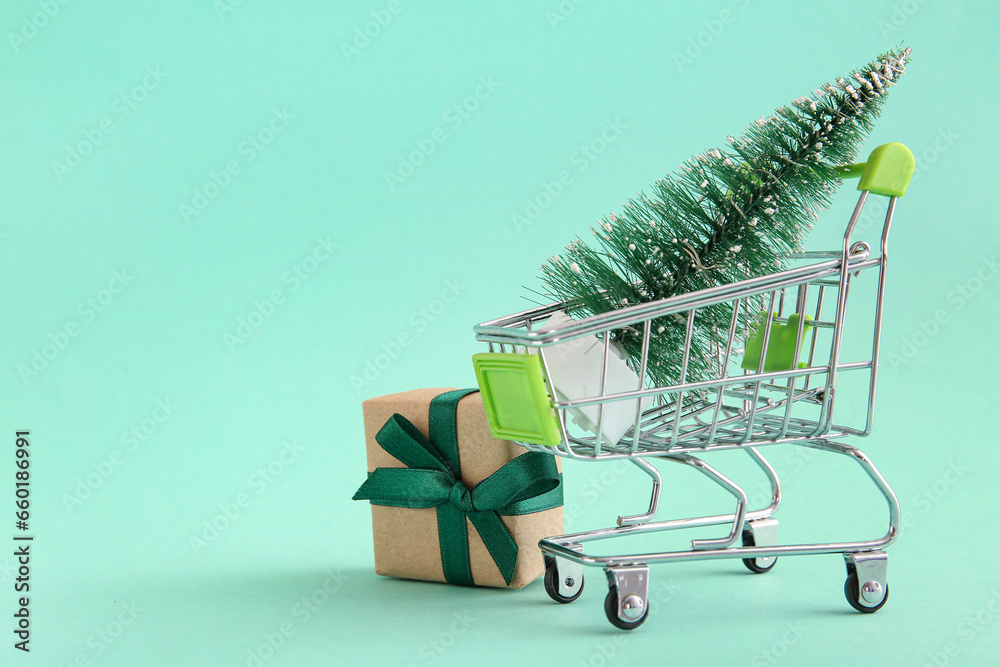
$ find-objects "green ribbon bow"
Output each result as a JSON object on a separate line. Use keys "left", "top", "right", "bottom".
{"left": 353, "top": 389, "right": 562, "bottom": 586}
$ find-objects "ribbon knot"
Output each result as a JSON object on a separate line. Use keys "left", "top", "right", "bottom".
{"left": 353, "top": 389, "right": 562, "bottom": 586}
{"left": 448, "top": 482, "right": 475, "bottom": 513}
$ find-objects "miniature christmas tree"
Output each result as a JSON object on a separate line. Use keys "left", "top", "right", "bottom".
{"left": 538, "top": 47, "right": 911, "bottom": 389}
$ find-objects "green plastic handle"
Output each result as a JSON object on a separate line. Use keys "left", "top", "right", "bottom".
{"left": 834, "top": 142, "right": 915, "bottom": 197}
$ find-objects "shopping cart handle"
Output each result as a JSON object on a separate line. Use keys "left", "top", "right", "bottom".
{"left": 833, "top": 142, "right": 914, "bottom": 198}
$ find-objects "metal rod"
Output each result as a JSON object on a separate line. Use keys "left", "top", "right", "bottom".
{"left": 474, "top": 254, "right": 877, "bottom": 345}
{"left": 815, "top": 191, "right": 869, "bottom": 435}
{"left": 738, "top": 291, "right": 777, "bottom": 444}
{"left": 668, "top": 310, "right": 697, "bottom": 447}
{"left": 538, "top": 439, "right": 899, "bottom": 567}
{"left": 543, "top": 359, "right": 870, "bottom": 419}
{"left": 593, "top": 331, "right": 612, "bottom": 455}
{"left": 680, "top": 455, "right": 748, "bottom": 550}
{"left": 776, "top": 284, "right": 809, "bottom": 439}
{"left": 616, "top": 458, "right": 662, "bottom": 526}
{"left": 630, "top": 320, "right": 652, "bottom": 454}
{"left": 706, "top": 298, "right": 742, "bottom": 444}
{"left": 537, "top": 347, "right": 578, "bottom": 459}
{"left": 746, "top": 446, "right": 781, "bottom": 517}
{"left": 861, "top": 197, "right": 897, "bottom": 436}
{"left": 803, "top": 285, "right": 825, "bottom": 390}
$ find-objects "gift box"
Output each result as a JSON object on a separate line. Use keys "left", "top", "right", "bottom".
{"left": 354, "top": 388, "right": 563, "bottom": 588}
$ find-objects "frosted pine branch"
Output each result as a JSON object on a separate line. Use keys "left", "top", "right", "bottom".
{"left": 538, "top": 48, "right": 911, "bottom": 387}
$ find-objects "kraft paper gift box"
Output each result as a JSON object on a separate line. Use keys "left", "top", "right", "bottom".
{"left": 354, "top": 388, "right": 564, "bottom": 589}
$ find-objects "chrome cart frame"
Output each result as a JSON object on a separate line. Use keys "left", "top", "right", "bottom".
{"left": 472, "top": 144, "right": 914, "bottom": 629}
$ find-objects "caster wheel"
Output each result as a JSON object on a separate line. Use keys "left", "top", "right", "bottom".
{"left": 543, "top": 555, "right": 583, "bottom": 604}
{"left": 845, "top": 572, "right": 888, "bottom": 613}
{"left": 741, "top": 527, "right": 777, "bottom": 574}
{"left": 604, "top": 588, "right": 648, "bottom": 630}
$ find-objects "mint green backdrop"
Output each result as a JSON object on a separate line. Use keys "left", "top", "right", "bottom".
{"left": 4, "top": 2, "right": 998, "bottom": 665}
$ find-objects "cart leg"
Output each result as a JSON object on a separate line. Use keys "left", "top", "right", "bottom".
{"left": 604, "top": 565, "right": 650, "bottom": 630}
{"left": 543, "top": 543, "right": 585, "bottom": 604}
{"left": 844, "top": 551, "right": 889, "bottom": 613}
{"left": 617, "top": 458, "right": 662, "bottom": 527}
{"left": 746, "top": 447, "right": 781, "bottom": 517}
{"left": 806, "top": 440, "right": 901, "bottom": 549}
{"left": 667, "top": 454, "right": 748, "bottom": 550}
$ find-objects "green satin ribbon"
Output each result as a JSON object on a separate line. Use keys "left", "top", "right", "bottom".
{"left": 353, "top": 389, "right": 563, "bottom": 586}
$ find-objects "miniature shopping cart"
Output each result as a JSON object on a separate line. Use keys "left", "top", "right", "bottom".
{"left": 472, "top": 143, "right": 915, "bottom": 629}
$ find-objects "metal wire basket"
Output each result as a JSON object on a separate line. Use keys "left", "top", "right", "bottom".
{"left": 472, "top": 143, "right": 915, "bottom": 629}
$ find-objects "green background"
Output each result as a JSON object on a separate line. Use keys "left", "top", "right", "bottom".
{"left": 4, "top": 1, "right": 999, "bottom": 665}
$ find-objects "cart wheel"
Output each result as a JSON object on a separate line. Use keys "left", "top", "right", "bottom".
{"left": 604, "top": 588, "right": 648, "bottom": 630}
{"left": 844, "top": 572, "right": 888, "bottom": 613}
{"left": 741, "top": 527, "right": 778, "bottom": 574}
{"left": 543, "top": 555, "right": 584, "bottom": 604}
